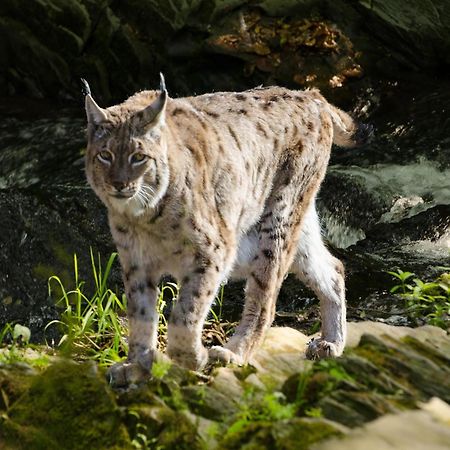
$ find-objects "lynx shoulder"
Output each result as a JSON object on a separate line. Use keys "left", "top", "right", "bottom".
{"left": 83, "top": 76, "right": 371, "bottom": 386}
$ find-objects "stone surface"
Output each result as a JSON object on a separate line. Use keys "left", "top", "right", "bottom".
{"left": 209, "top": 366, "right": 245, "bottom": 399}
{"left": 250, "top": 326, "right": 312, "bottom": 387}
{"left": 313, "top": 398, "right": 450, "bottom": 450}
{"left": 0, "top": 322, "right": 449, "bottom": 448}
{"left": 1, "top": 0, "right": 449, "bottom": 100}
{"left": 0, "top": 360, "right": 132, "bottom": 449}
{"left": 182, "top": 384, "right": 239, "bottom": 420}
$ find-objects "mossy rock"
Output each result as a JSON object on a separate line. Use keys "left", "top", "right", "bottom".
{"left": 125, "top": 404, "right": 171, "bottom": 439}
{"left": 0, "top": 363, "right": 35, "bottom": 412}
{"left": 271, "top": 418, "right": 346, "bottom": 450}
{"left": 219, "top": 417, "right": 344, "bottom": 449}
{"left": 149, "top": 409, "right": 208, "bottom": 450}
{"left": 354, "top": 334, "right": 450, "bottom": 403}
{"left": 283, "top": 328, "right": 450, "bottom": 428}
{"left": 181, "top": 384, "right": 239, "bottom": 420}
{"left": 0, "top": 360, "right": 131, "bottom": 449}
{"left": 0, "top": 323, "right": 449, "bottom": 449}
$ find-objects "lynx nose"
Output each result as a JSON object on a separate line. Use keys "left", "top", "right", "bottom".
{"left": 112, "top": 181, "right": 128, "bottom": 192}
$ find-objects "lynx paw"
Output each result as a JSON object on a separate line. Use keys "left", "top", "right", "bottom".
{"left": 168, "top": 346, "right": 209, "bottom": 371}
{"left": 306, "top": 338, "right": 343, "bottom": 360}
{"left": 209, "top": 346, "right": 244, "bottom": 366}
{"left": 106, "top": 361, "right": 150, "bottom": 388}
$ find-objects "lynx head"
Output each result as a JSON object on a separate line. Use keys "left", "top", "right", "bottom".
{"left": 83, "top": 74, "right": 169, "bottom": 216}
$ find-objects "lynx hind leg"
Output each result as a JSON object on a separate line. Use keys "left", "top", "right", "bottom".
{"left": 291, "top": 203, "right": 346, "bottom": 359}
{"left": 213, "top": 195, "right": 307, "bottom": 366}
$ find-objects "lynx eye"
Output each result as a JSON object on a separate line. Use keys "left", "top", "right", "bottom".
{"left": 129, "top": 152, "right": 148, "bottom": 166}
{"left": 97, "top": 150, "right": 113, "bottom": 165}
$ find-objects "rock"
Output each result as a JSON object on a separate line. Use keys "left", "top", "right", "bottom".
{"left": 209, "top": 366, "right": 245, "bottom": 400}
{"left": 0, "top": 322, "right": 449, "bottom": 448}
{"left": 1, "top": 0, "right": 449, "bottom": 100}
{"left": 124, "top": 403, "right": 171, "bottom": 441}
{"left": 345, "top": 321, "right": 449, "bottom": 350}
{"left": 155, "top": 409, "right": 207, "bottom": 450}
{"left": 271, "top": 417, "right": 347, "bottom": 449}
{"left": 421, "top": 397, "right": 450, "bottom": 424}
{"left": 0, "top": 360, "right": 132, "bottom": 449}
{"left": 221, "top": 417, "right": 346, "bottom": 450}
{"left": 181, "top": 384, "right": 239, "bottom": 420}
{"left": 318, "top": 390, "right": 400, "bottom": 428}
{"left": 345, "top": 321, "right": 415, "bottom": 348}
{"left": 355, "top": 0, "right": 450, "bottom": 70}
{"left": 183, "top": 410, "right": 220, "bottom": 449}
{"left": 314, "top": 398, "right": 450, "bottom": 450}
{"left": 250, "top": 326, "right": 312, "bottom": 387}
{"left": 283, "top": 322, "right": 450, "bottom": 427}
{"left": 318, "top": 169, "right": 391, "bottom": 248}
{"left": 0, "top": 189, "right": 117, "bottom": 343}
{"left": 353, "top": 204, "right": 450, "bottom": 255}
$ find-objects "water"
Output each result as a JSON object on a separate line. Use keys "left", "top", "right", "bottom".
{"left": 322, "top": 159, "right": 450, "bottom": 249}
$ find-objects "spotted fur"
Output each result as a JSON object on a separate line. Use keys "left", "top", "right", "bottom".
{"left": 84, "top": 77, "right": 369, "bottom": 386}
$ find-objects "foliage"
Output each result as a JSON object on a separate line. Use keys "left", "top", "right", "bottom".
{"left": 151, "top": 359, "right": 172, "bottom": 380}
{"left": 388, "top": 268, "right": 450, "bottom": 329}
{"left": 224, "top": 388, "right": 296, "bottom": 438}
{"left": 0, "top": 323, "right": 15, "bottom": 346}
{"left": 128, "top": 409, "right": 159, "bottom": 450}
{"left": 0, "top": 323, "right": 31, "bottom": 346}
{"left": 46, "top": 249, "right": 129, "bottom": 366}
{"left": 0, "top": 323, "right": 50, "bottom": 367}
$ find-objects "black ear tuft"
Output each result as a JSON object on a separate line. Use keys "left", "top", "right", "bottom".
{"left": 159, "top": 73, "right": 167, "bottom": 93}
{"left": 80, "top": 78, "right": 91, "bottom": 97}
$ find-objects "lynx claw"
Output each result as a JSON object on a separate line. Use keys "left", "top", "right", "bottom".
{"left": 106, "top": 361, "right": 150, "bottom": 388}
{"left": 306, "top": 338, "right": 343, "bottom": 360}
{"left": 209, "top": 346, "right": 244, "bottom": 366}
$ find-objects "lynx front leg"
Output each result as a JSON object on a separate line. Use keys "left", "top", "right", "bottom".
{"left": 167, "top": 263, "right": 225, "bottom": 371}
{"left": 291, "top": 203, "right": 346, "bottom": 359}
{"left": 107, "top": 264, "right": 159, "bottom": 387}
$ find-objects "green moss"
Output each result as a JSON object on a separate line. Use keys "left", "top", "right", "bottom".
{"left": 2, "top": 360, "right": 132, "bottom": 449}
{"left": 220, "top": 418, "right": 343, "bottom": 450}
{"left": 272, "top": 418, "right": 344, "bottom": 450}
{"left": 182, "top": 385, "right": 238, "bottom": 421}
{"left": 401, "top": 335, "right": 450, "bottom": 367}
{"left": 33, "top": 263, "right": 60, "bottom": 281}
{"left": 157, "top": 410, "right": 206, "bottom": 450}
{"left": 51, "top": 242, "right": 73, "bottom": 267}
{"left": 0, "top": 365, "right": 34, "bottom": 412}
{"left": 221, "top": 421, "right": 275, "bottom": 449}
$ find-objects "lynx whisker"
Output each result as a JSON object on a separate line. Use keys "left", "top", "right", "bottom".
{"left": 135, "top": 190, "right": 149, "bottom": 209}
{"left": 140, "top": 183, "right": 156, "bottom": 196}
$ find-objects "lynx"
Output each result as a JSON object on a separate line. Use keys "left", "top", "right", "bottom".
{"left": 83, "top": 75, "right": 371, "bottom": 386}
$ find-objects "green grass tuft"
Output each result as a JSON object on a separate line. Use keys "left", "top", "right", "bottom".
{"left": 45, "top": 249, "right": 129, "bottom": 366}
{"left": 44, "top": 249, "right": 234, "bottom": 366}
{"left": 388, "top": 268, "right": 450, "bottom": 329}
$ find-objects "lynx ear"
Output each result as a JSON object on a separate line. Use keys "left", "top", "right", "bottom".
{"left": 134, "top": 73, "right": 168, "bottom": 132}
{"left": 81, "top": 78, "right": 108, "bottom": 125}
